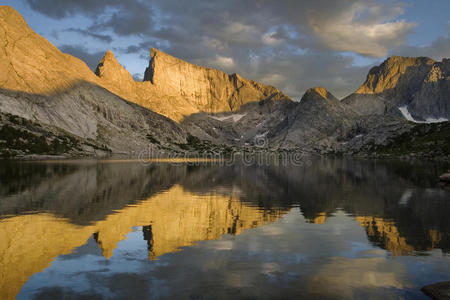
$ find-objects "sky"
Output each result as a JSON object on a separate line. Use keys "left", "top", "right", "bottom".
{"left": 1, "top": 0, "right": 449, "bottom": 99}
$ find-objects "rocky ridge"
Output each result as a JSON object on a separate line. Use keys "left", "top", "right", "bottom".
{"left": 96, "top": 47, "right": 291, "bottom": 122}
{"left": 343, "top": 56, "right": 450, "bottom": 121}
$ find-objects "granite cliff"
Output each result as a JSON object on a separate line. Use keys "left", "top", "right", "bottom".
{"left": 95, "top": 47, "right": 291, "bottom": 121}
{"left": 343, "top": 56, "right": 450, "bottom": 122}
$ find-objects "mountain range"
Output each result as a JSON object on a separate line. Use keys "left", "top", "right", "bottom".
{"left": 0, "top": 6, "right": 449, "bottom": 159}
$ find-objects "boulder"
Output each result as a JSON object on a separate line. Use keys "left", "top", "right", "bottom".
{"left": 422, "top": 281, "right": 450, "bottom": 300}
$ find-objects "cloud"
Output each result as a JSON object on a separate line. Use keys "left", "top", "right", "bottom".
{"left": 206, "top": 56, "right": 235, "bottom": 71}
{"left": 88, "top": 3, "right": 153, "bottom": 36}
{"left": 260, "top": 73, "right": 286, "bottom": 87}
{"left": 26, "top": 0, "right": 154, "bottom": 36}
{"left": 391, "top": 35, "right": 450, "bottom": 61}
{"left": 25, "top": 0, "right": 418, "bottom": 98}
{"left": 308, "top": 4, "right": 415, "bottom": 57}
{"left": 132, "top": 73, "right": 144, "bottom": 81}
{"left": 65, "top": 28, "right": 112, "bottom": 43}
{"left": 26, "top": 0, "right": 122, "bottom": 18}
{"left": 307, "top": 257, "right": 408, "bottom": 298}
{"left": 58, "top": 44, "right": 104, "bottom": 71}
{"left": 241, "top": 50, "right": 374, "bottom": 99}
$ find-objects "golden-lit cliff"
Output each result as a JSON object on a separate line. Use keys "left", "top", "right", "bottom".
{"left": 306, "top": 212, "right": 328, "bottom": 224}
{"left": 0, "top": 6, "right": 101, "bottom": 95}
{"left": 95, "top": 47, "right": 290, "bottom": 122}
{"left": 356, "top": 216, "right": 415, "bottom": 255}
{"left": 0, "top": 185, "right": 287, "bottom": 299}
{"left": 306, "top": 214, "right": 445, "bottom": 256}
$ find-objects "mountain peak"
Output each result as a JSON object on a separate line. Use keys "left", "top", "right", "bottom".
{"left": 0, "top": 6, "right": 27, "bottom": 28}
{"left": 95, "top": 50, "right": 133, "bottom": 83}
{"left": 144, "top": 48, "right": 195, "bottom": 83}
{"left": 96, "top": 50, "right": 120, "bottom": 72}
{"left": 357, "top": 55, "right": 436, "bottom": 95}
{"left": 303, "top": 87, "right": 337, "bottom": 102}
{"left": 344, "top": 55, "right": 449, "bottom": 119}
{"left": 95, "top": 50, "right": 136, "bottom": 97}
{"left": 103, "top": 49, "right": 116, "bottom": 61}
{"left": 310, "top": 87, "right": 329, "bottom": 99}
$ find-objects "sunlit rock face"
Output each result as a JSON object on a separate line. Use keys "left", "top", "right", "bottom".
{"left": 0, "top": 185, "right": 288, "bottom": 299}
{"left": 0, "top": 6, "right": 99, "bottom": 95}
{"left": 95, "top": 47, "right": 291, "bottom": 122}
{"left": 343, "top": 56, "right": 450, "bottom": 120}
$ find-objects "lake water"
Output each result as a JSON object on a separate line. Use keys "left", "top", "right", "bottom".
{"left": 0, "top": 158, "right": 449, "bottom": 299}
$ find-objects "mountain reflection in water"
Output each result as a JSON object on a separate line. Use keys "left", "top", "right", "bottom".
{"left": 0, "top": 158, "right": 449, "bottom": 299}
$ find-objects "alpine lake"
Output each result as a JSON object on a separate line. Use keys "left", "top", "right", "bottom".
{"left": 0, "top": 157, "right": 449, "bottom": 299}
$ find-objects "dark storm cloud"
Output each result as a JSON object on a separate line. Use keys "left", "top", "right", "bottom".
{"left": 59, "top": 44, "right": 104, "bottom": 71}
{"left": 65, "top": 28, "right": 112, "bottom": 43}
{"left": 88, "top": 3, "right": 153, "bottom": 36}
{"left": 26, "top": 0, "right": 417, "bottom": 98}
{"left": 26, "top": 0, "right": 154, "bottom": 36}
{"left": 26, "top": 0, "right": 122, "bottom": 18}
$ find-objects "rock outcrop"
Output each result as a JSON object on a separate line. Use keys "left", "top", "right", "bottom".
{"left": 343, "top": 56, "right": 450, "bottom": 121}
{"left": 270, "top": 87, "right": 357, "bottom": 150}
{"left": 421, "top": 281, "right": 450, "bottom": 300}
{"left": 181, "top": 87, "right": 357, "bottom": 152}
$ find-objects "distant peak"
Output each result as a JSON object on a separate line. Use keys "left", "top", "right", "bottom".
{"left": 149, "top": 48, "right": 173, "bottom": 60}
{"left": 95, "top": 50, "right": 133, "bottom": 84}
{"left": 0, "top": 5, "right": 22, "bottom": 18}
{"left": 382, "top": 55, "right": 435, "bottom": 67}
{"left": 150, "top": 47, "right": 160, "bottom": 55}
{"left": 356, "top": 55, "right": 437, "bottom": 95}
{"left": 302, "top": 87, "right": 338, "bottom": 103}
{"left": 0, "top": 5, "right": 29, "bottom": 28}
{"left": 100, "top": 50, "right": 118, "bottom": 63}
{"left": 310, "top": 87, "right": 329, "bottom": 99}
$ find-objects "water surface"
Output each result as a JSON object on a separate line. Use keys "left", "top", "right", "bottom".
{"left": 0, "top": 158, "right": 449, "bottom": 299}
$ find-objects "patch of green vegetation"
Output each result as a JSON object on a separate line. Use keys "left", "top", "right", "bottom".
{"left": 176, "top": 134, "right": 224, "bottom": 152}
{"left": 0, "top": 114, "right": 83, "bottom": 157}
{"left": 370, "top": 122, "right": 450, "bottom": 157}
{"left": 0, "top": 124, "right": 72, "bottom": 155}
{"left": 175, "top": 134, "right": 235, "bottom": 156}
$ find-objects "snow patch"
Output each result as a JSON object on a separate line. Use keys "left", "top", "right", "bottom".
{"left": 210, "top": 113, "right": 247, "bottom": 122}
{"left": 398, "top": 106, "right": 416, "bottom": 122}
{"left": 399, "top": 106, "right": 448, "bottom": 123}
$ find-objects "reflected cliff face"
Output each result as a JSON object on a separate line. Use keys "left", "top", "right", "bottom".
{"left": 0, "top": 159, "right": 449, "bottom": 299}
